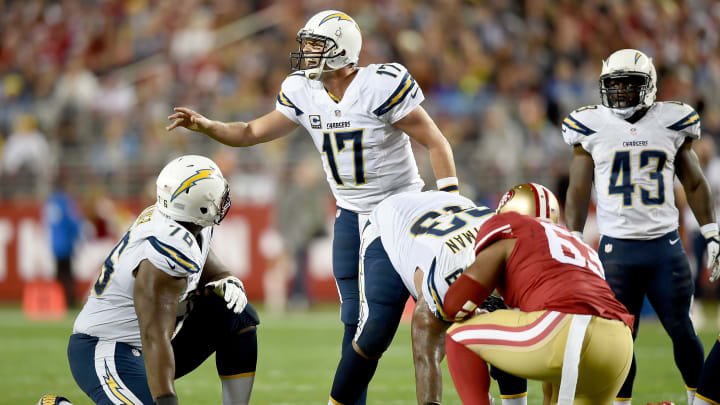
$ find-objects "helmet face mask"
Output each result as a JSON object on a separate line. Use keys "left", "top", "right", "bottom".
{"left": 600, "top": 72, "right": 651, "bottom": 109}
{"left": 288, "top": 10, "right": 361, "bottom": 80}
{"left": 599, "top": 49, "right": 657, "bottom": 116}
{"left": 290, "top": 33, "right": 340, "bottom": 75}
{"left": 156, "top": 155, "right": 231, "bottom": 228}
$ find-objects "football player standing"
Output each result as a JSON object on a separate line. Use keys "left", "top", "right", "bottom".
{"left": 67, "top": 155, "right": 258, "bottom": 405}
{"left": 564, "top": 49, "right": 719, "bottom": 405}
{"left": 166, "top": 10, "right": 457, "bottom": 405}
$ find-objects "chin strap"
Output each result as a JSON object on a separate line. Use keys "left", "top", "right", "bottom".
{"left": 610, "top": 104, "right": 644, "bottom": 119}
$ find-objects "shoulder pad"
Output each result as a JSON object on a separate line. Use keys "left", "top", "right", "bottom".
{"left": 562, "top": 106, "right": 600, "bottom": 136}
{"left": 473, "top": 212, "right": 525, "bottom": 255}
{"left": 659, "top": 101, "right": 700, "bottom": 131}
{"left": 277, "top": 73, "right": 307, "bottom": 117}
{"left": 366, "top": 63, "right": 419, "bottom": 117}
{"left": 141, "top": 217, "right": 202, "bottom": 275}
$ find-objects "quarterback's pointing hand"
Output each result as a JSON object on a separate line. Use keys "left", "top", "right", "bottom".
{"left": 701, "top": 223, "right": 720, "bottom": 282}
{"left": 205, "top": 276, "right": 248, "bottom": 314}
{"left": 166, "top": 107, "right": 213, "bottom": 133}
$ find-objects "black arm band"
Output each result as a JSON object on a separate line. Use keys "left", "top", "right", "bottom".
{"left": 155, "top": 394, "right": 179, "bottom": 405}
{"left": 425, "top": 402, "right": 441, "bottom": 405}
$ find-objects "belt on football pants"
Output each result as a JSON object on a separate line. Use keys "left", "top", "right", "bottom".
{"left": 557, "top": 314, "right": 592, "bottom": 404}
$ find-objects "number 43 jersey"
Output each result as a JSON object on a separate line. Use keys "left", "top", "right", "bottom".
{"left": 562, "top": 102, "right": 701, "bottom": 239}
{"left": 73, "top": 205, "right": 213, "bottom": 348}
{"left": 276, "top": 63, "right": 425, "bottom": 214}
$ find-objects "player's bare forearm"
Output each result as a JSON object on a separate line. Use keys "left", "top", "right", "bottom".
{"left": 199, "top": 249, "right": 233, "bottom": 286}
{"left": 395, "top": 106, "right": 457, "bottom": 180}
{"left": 565, "top": 145, "right": 594, "bottom": 232}
{"left": 677, "top": 140, "right": 717, "bottom": 225}
{"left": 427, "top": 140, "right": 457, "bottom": 180}
{"left": 411, "top": 297, "right": 448, "bottom": 404}
{"left": 134, "top": 260, "right": 186, "bottom": 399}
{"left": 167, "top": 108, "right": 297, "bottom": 147}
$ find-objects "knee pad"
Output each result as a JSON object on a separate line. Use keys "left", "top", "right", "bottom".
{"left": 354, "top": 319, "right": 395, "bottom": 359}
{"left": 216, "top": 327, "right": 258, "bottom": 376}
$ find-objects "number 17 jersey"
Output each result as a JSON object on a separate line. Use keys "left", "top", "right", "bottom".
{"left": 276, "top": 63, "right": 425, "bottom": 214}
{"left": 562, "top": 102, "right": 700, "bottom": 239}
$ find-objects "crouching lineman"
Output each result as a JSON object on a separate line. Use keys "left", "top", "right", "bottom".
{"left": 67, "top": 155, "right": 259, "bottom": 405}
{"left": 443, "top": 189, "right": 635, "bottom": 404}
{"left": 330, "top": 184, "right": 560, "bottom": 405}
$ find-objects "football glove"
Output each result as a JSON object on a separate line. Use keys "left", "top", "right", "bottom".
{"left": 37, "top": 395, "right": 73, "bottom": 405}
{"left": 479, "top": 295, "right": 508, "bottom": 313}
{"left": 206, "top": 276, "right": 248, "bottom": 314}
{"left": 701, "top": 223, "right": 720, "bottom": 282}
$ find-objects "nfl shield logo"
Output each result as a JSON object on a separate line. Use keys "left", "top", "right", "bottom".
{"left": 604, "top": 243, "right": 613, "bottom": 253}
{"left": 630, "top": 127, "right": 637, "bottom": 136}
{"left": 335, "top": 110, "right": 342, "bottom": 117}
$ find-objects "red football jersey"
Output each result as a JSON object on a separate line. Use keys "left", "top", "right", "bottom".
{"left": 474, "top": 212, "right": 634, "bottom": 329}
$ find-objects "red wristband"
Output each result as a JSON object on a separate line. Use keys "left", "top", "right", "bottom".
{"left": 444, "top": 273, "right": 491, "bottom": 321}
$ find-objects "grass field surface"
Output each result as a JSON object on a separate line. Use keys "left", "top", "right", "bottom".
{"left": 2, "top": 304, "right": 719, "bottom": 404}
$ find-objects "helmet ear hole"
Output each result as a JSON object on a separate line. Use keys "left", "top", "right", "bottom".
{"left": 200, "top": 207, "right": 208, "bottom": 214}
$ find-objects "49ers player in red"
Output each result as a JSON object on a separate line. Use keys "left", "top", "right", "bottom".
{"left": 443, "top": 184, "right": 634, "bottom": 404}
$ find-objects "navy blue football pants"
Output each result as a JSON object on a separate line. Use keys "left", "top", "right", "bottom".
{"left": 68, "top": 294, "right": 259, "bottom": 404}
{"left": 600, "top": 230, "right": 704, "bottom": 398}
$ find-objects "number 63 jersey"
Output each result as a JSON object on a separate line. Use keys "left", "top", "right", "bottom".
{"left": 276, "top": 63, "right": 425, "bottom": 214}
{"left": 474, "top": 212, "right": 634, "bottom": 328}
{"left": 73, "top": 205, "right": 213, "bottom": 348}
{"left": 562, "top": 102, "right": 700, "bottom": 239}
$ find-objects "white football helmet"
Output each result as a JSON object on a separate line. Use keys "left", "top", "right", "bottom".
{"left": 290, "top": 10, "right": 362, "bottom": 80}
{"left": 599, "top": 49, "right": 657, "bottom": 117}
{"left": 496, "top": 183, "right": 560, "bottom": 224}
{"left": 156, "top": 155, "right": 231, "bottom": 228}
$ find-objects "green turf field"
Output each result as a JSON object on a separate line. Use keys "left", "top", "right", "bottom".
{"left": 2, "top": 305, "right": 718, "bottom": 405}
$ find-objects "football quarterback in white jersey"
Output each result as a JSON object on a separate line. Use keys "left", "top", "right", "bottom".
{"left": 564, "top": 49, "right": 718, "bottom": 405}
{"left": 68, "top": 156, "right": 258, "bottom": 405}
{"left": 166, "top": 10, "right": 457, "bottom": 404}
{"left": 335, "top": 184, "right": 559, "bottom": 405}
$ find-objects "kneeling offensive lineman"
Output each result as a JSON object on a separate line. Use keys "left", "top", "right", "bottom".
{"left": 68, "top": 155, "right": 259, "bottom": 405}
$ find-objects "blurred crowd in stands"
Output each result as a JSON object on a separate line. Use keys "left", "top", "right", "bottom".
{"left": 3, "top": 0, "right": 720, "bottom": 299}
{"left": 2, "top": 0, "right": 720, "bottom": 202}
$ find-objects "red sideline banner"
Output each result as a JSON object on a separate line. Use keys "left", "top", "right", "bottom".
{"left": 0, "top": 201, "right": 338, "bottom": 303}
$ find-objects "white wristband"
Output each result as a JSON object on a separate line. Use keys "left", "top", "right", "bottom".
{"left": 701, "top": 223, "right": 719, "bottom": 238}
{"left": 436, "top": 177, "right": 459, "bottom": 193}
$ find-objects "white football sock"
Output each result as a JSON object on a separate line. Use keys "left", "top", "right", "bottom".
{"left": 501, "top": 395, "right": 527, "bottom": 405}
{"left": 221, "top": 374, "right": 254, "bottom": 405}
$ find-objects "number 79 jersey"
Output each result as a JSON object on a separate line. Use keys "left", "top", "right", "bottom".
{"left": 562, "top": 102, "right": 701, "bottom": 239}
{"left": 276, "top": 63, "right": 425, "bottom": 214}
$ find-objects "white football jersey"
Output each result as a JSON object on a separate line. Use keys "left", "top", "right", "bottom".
{"left": 563, "top": 102, "right": 701, "bottom": 239}
{"left": 73, "top": 205, "right": 213, "bottom": 348}
{"left": 276, "top": 63, "right": 425, "bottom": 214}
{"left": 370, "top": 191, "right": 495, "bottom": 320}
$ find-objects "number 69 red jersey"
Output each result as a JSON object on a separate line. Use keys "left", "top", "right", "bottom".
{"left": 474, "top": 212, "right": 634, "bottom": 329}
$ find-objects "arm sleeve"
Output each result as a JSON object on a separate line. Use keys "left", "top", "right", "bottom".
{"left": 561, "top": 111, "right": 597, "bottom": 146}
{"left": 666, "top": 103, "right": 701, "bottom": 143}
{"left": 142, "top": 236, "right": 201, "bottom": 278}
{"left": 275, "top": 74, "right": 305, "bottom": 124}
